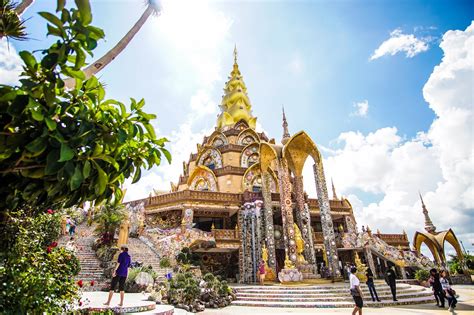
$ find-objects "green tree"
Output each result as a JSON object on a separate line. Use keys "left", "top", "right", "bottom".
{"left": 0, "top": 0, "right": 170, "bottom": 312}
{"left": 0, "top": 0, "right": 170, "bottom": 216}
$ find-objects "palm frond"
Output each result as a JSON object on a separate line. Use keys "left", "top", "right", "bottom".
{"left": 0, "top": 0, "right": 28, "bottom": 41}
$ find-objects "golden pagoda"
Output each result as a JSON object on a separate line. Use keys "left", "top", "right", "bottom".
{"left": 126, "top": 49, "right": 430, "bottom": 283}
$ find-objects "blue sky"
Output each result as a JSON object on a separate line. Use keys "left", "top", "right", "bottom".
{"left": 2, "top": 0, "right": 473, "bottom": 256}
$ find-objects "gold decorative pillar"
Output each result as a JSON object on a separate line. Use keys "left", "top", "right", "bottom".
{"left": 262, "top": 172, "right": 277, "bottom": 274}
{"left": 294, "top": 175, "right": 316, "bottom": 267}
{"left": 313, "top": 163, "right": 341, "bottom": 278}
{"left": 276, "top": 158, "right": 297, "bottom": 264}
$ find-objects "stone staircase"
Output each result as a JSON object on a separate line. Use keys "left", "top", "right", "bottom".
{"left": 128, "top": 237, "right": 162, "bottom": 271}
{"left": 59, "top": 223, "right": 108, "bottom": 291}
{"left": 232, "top": 283, "right": 435, "bottom": 308}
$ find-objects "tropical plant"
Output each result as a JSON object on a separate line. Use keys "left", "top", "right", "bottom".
{"left": 0, "top": 0, "right": 28, "bottom": 41}
{"left": 176, "top": 247, "right": 201, "bottom": 266}
{"left": 94, "top": 204, "right": 126, "bottom": 245}
{"left": 64, "top": 0, "right": 162, "bottom": 88}
{"left": 448, "top": 253, "right": 473, "bottom": 275}
{"left": 0, "top": 0, "right": 170, "bottom": 216}
{"left": 0, "top": 209, "right": 81, "bottom": 313}
{"left": 168, "top": 271, "right": 201, "bottom": 309}
{"left": 414, "top": 269, "right": 430, "bottom": 282}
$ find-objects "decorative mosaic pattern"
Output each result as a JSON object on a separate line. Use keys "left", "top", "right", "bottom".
{"left": 293, "top": 176, "right": 316, "bottom": 268}
{"left": 262, "top": 172, "right": 277, "bottom": 272}
{"left": 211, "top": 133, "right": 228, "bottom": 147}
{"left": 240, "top": 143, "right": 259, "bottom": 167}
{"left": 238, "top": 202, "right": 264, "bottom": 283}
{"left": 238, "top": 130, "right": 258, "bottom": 145}
{"left": 197, "top": 148, "right": 223, "bottom": 169}
{"left": 313, "top": 163, "right": 341, "bottom": 278}
{"left": 125, "top": 201, "right": 145, "bottom": 236}
{"left": 189, "top": 168, "right": 218, "bottom": 192}
{"left": 277, "top": 158, "right": 297, "bottom": 263}
{"left": 243, "top": 165, "right": 277, "bottom": 193}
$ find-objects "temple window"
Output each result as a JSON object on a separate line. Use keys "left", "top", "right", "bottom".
{"left": 197, "top": 148, "right": 223, "bottom": 169}
{"left": 240, "top": 144, "right": 259, "bottom": 168}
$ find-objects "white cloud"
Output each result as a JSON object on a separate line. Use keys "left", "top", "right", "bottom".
{"left": 0, "top": 39, "right": 23, "bottom": 85}
{"left": 351, "top": 100, "right": 369, "bottom": 117}
{"left": 370, "top": 28, "right": 429, "bottom": 60}
{"left": 316, "top": 22, "right": 474, "bottom": 254}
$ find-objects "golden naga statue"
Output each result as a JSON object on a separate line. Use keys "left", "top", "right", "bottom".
{"left": 293, "top": 223, "right": 307, "bottom": 264}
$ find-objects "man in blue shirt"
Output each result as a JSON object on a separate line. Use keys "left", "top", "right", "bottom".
{"left": 104, "top": 245, "right": 131, "bottom": 307}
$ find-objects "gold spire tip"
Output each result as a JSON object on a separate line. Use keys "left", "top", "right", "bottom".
{"left": 233, "top": 44, "right": 238, "bottom": 63}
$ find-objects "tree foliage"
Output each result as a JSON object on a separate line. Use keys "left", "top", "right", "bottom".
{"left": 0, "top": 0, "right": 170, "bottom": 215}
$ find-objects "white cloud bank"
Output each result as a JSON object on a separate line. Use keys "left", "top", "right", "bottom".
{"left": 370, "top": 28, "right": 430, "bottom": 60}
{"left": 351, "top": 100, "right": 369, "bottom": 117}
{"left": 318, "top": 22, "right": 474, "bottom": 254}
{"left": 0, "top": 38, "right": 22, "bottom": 85}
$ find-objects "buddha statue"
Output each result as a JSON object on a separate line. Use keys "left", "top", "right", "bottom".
{"left": 284, "top": 252, "right": 295, "bottom": 269}
{"left": 293, "top": 223, "right": 306, "bottom": 264}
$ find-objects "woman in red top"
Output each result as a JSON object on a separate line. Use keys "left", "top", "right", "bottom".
{"left": 258, "top": 260, "right": 266, "bottom": 285}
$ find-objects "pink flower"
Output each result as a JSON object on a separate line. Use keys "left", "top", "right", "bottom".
{"left": 46, "top": 246, "right": 52, "bottom": 253}
{"left": 50, "top": 242, "right": 58, "bottom": 248}
{"left": 79, "top": 300, "right": 83, "bottom": 306}
{"left": 77, "top": 280, "right": 83, "bottom": 288}
{"left": 90, "top": 280, "right": 95, "bottom": 286}
{"left": 47, "top": 209, "right": 54, "bottom": 214}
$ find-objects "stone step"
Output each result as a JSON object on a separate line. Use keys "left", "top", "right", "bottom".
{"left": 236, "top": 288, "right": 427, "bottom": 298}
{"left": 235, "top": 292, "right": 433, "bottom": 302}
{"left": 232, "top": 296, "right": 435, "bottom": 308}
{"left": 233, "top": 283, "right": 411, "bottom": 290}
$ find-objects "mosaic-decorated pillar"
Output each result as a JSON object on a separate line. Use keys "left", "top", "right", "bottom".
{"left": 262, "top": 173, "right": 277, "bottom": 272}
{"left": 181, "top": 208, "right": 194, "bottom": 233}
{"left": 238, "top": 202, "right": 262, "bottom": 283}
{"left": 364, "top": 247, "right": 377, "bottom": 279}
{"left": 313, "top": 163, "right": 341, "bottom": 278}
{"left": 276, "top": 158, "right": 297, "bottom": 264}
{"left": 294, "top": 175, "right": 316, "bottom": 267}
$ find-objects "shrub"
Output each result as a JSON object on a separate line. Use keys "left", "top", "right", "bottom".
{"left": 160, "top": 257, "right": 171, "bottom": 268}
{"left": 176, "top": 247, "right": 201, "bottom": 266}
{"left": 0, "top": 210, "right": 80, "bottom": 313}
{"left": 415, "top": 269, "right": 430, "bottom": 282}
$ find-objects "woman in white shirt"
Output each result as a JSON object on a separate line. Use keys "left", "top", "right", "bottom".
{"left": 440, "top": 270, "right": 457, "bottom": 311}
{"left": 349, "top": 267, "right": 363, "bottom": 315}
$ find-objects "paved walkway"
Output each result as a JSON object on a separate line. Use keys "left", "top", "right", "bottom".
{"left": 173, "top": 285, "right": 474, "bottom": 315}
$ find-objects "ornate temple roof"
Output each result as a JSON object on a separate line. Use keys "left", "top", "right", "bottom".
{"left": 216, "top": 46, "right": 257, "bottom": 130}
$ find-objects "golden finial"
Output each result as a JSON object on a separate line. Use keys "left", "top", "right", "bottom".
{"left": 419, "top": 191, "right": 436, "bottom": 233}
{"left": 233, "top": 44, "right": 238, "bottom": 64}
{"left": 211, "top": 222, "right": 215, "bottom": 230}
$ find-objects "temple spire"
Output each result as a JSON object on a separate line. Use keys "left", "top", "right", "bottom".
{"left": 331, "top": 178, "right": 339, "bottom": 200}
{"left": 281, "top": 106, "right": 290, "bottom": 145}
{"left": 233, "top": 44, "right": 238, "bottom": 64}
{"left": 419, "top": 192, "right": 436, "bottom": 234}
{"left": 216, "top": 47, "right": 257, "bottom": 130}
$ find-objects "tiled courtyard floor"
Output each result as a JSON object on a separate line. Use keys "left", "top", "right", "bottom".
{"left": 173, "top": 285, "right": 474, "bottom": 315}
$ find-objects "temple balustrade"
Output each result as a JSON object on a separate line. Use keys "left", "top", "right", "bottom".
{"left": 212, "top": 228, "right": 239, "bottom": 241}
{"left": 375, "top": 233, "right": 410, "bottom": 248}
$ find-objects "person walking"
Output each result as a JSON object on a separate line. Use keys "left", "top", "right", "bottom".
{"left": 430, "top": 268, "right": 445, "bottom": 308}
{"left": 258, "top": 260, "right": 266, "bottom": 285}
{"left": 384, "top": 266, "right": 398, "bottom": 301}
{"left": 366, "top": 269, "right": 380, "bottom": 302}
{"left": 440, "top": 270, "right": 457, "bottom": 311}
{"left": 69, "top": 219, "right": 76, "bottom": 236}
{"left": 349, "top": 267, "right": 363, "bottom": 315}
{"left": 104, "top": 245, "right": 131, "bottom": 307}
